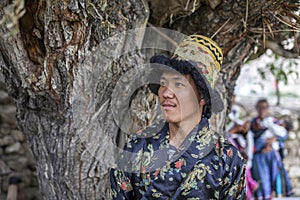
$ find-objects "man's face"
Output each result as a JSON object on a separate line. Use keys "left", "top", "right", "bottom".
{"left": 256, "top": 102, "right": 269, "bottom": 119}
{"left": 158, "top": 71, "right": 203, "bottom": 124}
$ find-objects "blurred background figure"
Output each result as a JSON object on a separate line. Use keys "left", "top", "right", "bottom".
{"left": 248, "top": 98, "right": 293, "bottom": 199}
{"left": 226, "top": 95, "right": 258, "bottom": 200}
{"left": 278, "top": 116, "right": 293, "bottom": 160}
{"left": 275, "top": 116, "right": 294, "bottom": 197}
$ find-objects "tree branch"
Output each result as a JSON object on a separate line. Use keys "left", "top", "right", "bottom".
{"left": 265, "top": 40, "right": 300, "bottom": 58}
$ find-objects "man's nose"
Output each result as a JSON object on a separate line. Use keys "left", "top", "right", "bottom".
{"left": 162, "top": 87, "right": 174, "bottom": 98}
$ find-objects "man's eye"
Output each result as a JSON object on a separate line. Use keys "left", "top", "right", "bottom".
{"left": 160, "top": 81, "right": 167, "bottom": 86}
{"left": 175, "top": 82, "right": 184, "bottom": 87}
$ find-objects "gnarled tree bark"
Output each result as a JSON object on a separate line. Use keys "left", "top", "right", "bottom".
{"left": 0, "top": 0, "right": 298, "bottom": 199}
{"left": 0, "top": 0, "right": 149, "bottom": 199}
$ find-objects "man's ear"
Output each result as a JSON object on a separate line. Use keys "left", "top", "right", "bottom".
{"left": 200, "top": 98, "right": 206, "bottom": 106}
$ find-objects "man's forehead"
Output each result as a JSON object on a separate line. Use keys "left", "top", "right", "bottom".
{"left": 160, "top": 71, "right": 190, "bottom": 81}
{"left": 257, "top": 102, "right": 268, "bottom": 106}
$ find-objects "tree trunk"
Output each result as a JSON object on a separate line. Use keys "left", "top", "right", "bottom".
{"left": 0, "top": 0, "right": 149, "bottom": 199}
{"left": 275, "top": 79, "right": 281, "bottom": 106}
{"left": 0, "top": 0, "right": 291, "bottom": 199}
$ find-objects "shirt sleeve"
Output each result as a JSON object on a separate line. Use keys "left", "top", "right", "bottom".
{"left": 109, "top": 135, "right": 135, "bottom": 200}
{"left": 246, "top": 130, "right": 254, "bottom": 167}
{"left": 109, "top": 134, "right": 145, "bottom": 200}
{"left": 220, "top": 146, "right": 247, "bottom": 200}
{"left": 109, "top": 168, "right": 134, "bottom": 200}
{"left": 263, "top": 117, "right": 287, "bottom": 137}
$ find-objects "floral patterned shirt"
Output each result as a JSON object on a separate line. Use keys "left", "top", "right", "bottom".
{"left": 110, "top": 118, "right": 246, "bottom": 199}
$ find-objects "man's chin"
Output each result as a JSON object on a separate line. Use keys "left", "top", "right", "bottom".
{"left": 165, "top": 117, "right": 180, "bottom": 124}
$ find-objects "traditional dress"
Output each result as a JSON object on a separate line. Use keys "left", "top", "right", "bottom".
{"left": 110, "top": 118, "right": 246, "bottom": 199}
{"left": 250, "top": 116, "right": 293, "bottom": 199}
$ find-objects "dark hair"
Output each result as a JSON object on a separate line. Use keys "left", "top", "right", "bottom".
{"left": 282, "top": 116, "right": 293, "bottom": 132}
{"left": 255, "top": 98, "right": 269, "bottom": 109}
{"left": 149, "top": 55, "right": 212, "bottom": 119}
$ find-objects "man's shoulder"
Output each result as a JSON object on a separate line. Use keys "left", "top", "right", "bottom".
{"left": 124, "top": 122, "right": 167, "bottom": 151}
{"left": 211, "top": 132, "right": 246, "bottom": 163}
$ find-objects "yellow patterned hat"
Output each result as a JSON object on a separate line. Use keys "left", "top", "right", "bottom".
{"left": 172, "top": 35, "right": 223, "bottom": 88}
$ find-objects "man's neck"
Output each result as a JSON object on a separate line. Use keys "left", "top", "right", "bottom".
{"left": 169, "top": 115, "right": 202, "bottom": 148}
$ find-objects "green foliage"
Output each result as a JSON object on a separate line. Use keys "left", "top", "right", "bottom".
{"left": 258, "top": 52, "right": 299, "bottom": 85}
{"left": 256, "top": 51, "right": 299, "bottom": 105}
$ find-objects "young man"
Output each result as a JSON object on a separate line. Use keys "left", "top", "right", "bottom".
{"left": 110, "top": 35, "right": 246, "bottom": 199}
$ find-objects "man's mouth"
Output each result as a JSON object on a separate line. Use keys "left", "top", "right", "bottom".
{"left": 162, "top": 102, "right": 176, "bottom": 110}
